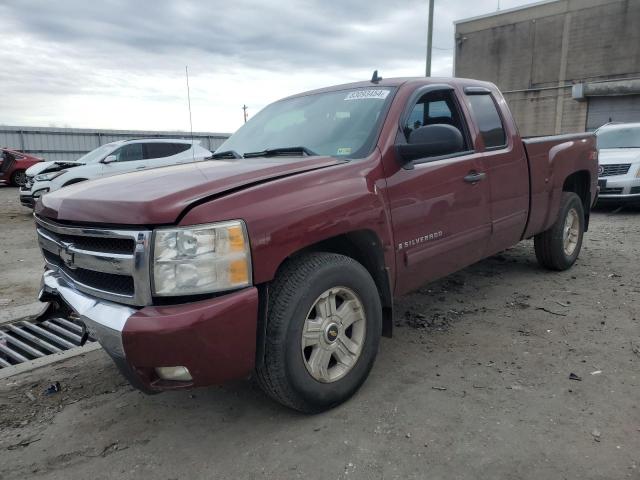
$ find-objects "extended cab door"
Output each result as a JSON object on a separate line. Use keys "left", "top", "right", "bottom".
{"left": 463, "top": 88, "right": 529, "bottom": 255}
{"left": 384, "top": 85, "right": 492, "bottom": 295}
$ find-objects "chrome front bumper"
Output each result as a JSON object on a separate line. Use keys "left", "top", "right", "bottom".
{"left": 40, "top": 269, "right": 135, "bottom": 360}
{"left": 598, "top": 175, "right": 640, "bottom": 198}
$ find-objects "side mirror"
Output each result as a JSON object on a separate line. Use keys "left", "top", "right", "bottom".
{"left": 396, "top": 124, "right": 464, "bottom": 164}
{"left": 101, "top": 155, "right": 117, "bottom": 164}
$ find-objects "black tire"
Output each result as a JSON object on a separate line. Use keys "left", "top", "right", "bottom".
{"left": 10, "top": 169, "right": 26, "bottom": 187}
{"left": 534, "top": 192, "right": 585, "bottom": 271}
{"left": 256, "top": 252, "right": 382, "bottom": 413}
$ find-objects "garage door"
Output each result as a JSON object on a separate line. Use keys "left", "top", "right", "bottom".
{"left": 587, "top": 95, "right": 640, "bottom": 130}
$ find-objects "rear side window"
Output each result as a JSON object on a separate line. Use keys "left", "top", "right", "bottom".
{"left": 172, "top": 143, "right": 191, "bottom": 154}
{"left": 144, "top": 143, "right": 178, "bottom": 159}
{"left": 466, "top": 94, "right": 507, "bottom": 149}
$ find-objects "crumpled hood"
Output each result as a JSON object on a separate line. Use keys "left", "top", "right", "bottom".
{"left": 26, "top": 160, "right": 84, "bottom": 176}
{"left": 598, "top": 148, "right": 640, "bottom": 165}
{"left": 36, "top": 156, "right": 346, "bottom": 225}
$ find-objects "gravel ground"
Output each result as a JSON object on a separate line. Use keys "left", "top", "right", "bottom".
{"left": 0, "top": 185, "right": 639, "bottom": 479}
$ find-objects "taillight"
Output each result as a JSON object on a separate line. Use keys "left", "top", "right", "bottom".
{"left": 588, "top": 150, "right": 598, "bottom": 162}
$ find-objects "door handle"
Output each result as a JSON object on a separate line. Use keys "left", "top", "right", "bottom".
{"left": 136, "top": 166, "right": 146, "bottom": 170}
{"left": 464, "top": 171, "right": 487, "bottom": 183}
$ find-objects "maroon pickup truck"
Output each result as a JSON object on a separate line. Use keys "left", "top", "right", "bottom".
{"left": 35, "top": 77, "right": 598, "bottom": 412}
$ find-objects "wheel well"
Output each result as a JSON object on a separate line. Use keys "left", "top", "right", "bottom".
{"left": 63, "top": 178, "right": 87, "bottom": 187}
{"left": 562, "top": 171, "right": 591, "bottom": 231}
{"left": 278, "top": 231, "right": 393, "bottom": 333}
{"left": 255, "top": 231, "right": 393, "bottom": 368}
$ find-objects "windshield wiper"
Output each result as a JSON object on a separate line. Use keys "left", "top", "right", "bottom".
{"left": 210, "top": 150, "right": 242, "bottom": 159}
{"left": 243, "top": 146, "right": 318, "bottom": 158}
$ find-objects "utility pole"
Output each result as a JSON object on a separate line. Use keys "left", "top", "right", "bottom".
{"left": 242, "top": 104, "right": 248, "bottom": 123}
{"left": 425, "top": 0, "right": 435, "bottom": 77}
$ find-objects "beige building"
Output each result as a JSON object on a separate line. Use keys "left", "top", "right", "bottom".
{"left": 454, "top": 0, "right": 640, "bottom": 136}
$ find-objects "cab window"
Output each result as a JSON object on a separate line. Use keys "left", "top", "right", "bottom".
{"left": 403, "top": 90, "right": 469, "bottom": 152}
{"left": 466, "top": 94, "right": 507, "bottom": 149}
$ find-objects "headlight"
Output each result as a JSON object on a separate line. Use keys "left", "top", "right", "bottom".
{"left": 34, "top": 170, "right": 66, "bottom": 182}
{"left": 152, "top": 220, "right": 251, "bottom": 296}
{"left": 636, "top": 165, "right": 640, "bottom": 178}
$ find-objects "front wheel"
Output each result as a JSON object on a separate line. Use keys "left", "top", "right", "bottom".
{"left": 534, "top": 192, "right": 585, "bottom": 271}
{"left": 256, "top": 253, "right": 382, "bottom": 413}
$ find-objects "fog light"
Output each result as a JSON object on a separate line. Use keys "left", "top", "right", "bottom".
{"left": 155, "top": 366, "right": 192, "bottom": 381}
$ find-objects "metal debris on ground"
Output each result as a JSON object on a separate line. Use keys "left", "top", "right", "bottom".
{"left": 0, "top": 314, "right": 93, "bottom": 369}
{"left": 44, "top": 381, "right": 61, "bottom": 395}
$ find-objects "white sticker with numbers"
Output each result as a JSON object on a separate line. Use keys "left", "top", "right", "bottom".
{"left": 344, "top": 89, "right": 390, "bottom": 101}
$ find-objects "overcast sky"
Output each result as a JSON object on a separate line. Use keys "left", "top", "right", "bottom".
{"left": 1, "top": 0, "right": 542, "bottom": 134}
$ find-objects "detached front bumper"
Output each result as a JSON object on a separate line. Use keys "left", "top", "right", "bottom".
{"left": 40, "top": 270, "right": 259, "bottom": 392}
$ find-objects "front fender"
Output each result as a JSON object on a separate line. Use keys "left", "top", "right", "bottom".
{"left": 178, "top": 156, "right": 395, "bottom": 286}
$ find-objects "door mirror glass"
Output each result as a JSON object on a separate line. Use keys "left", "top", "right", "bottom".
{"left": 102, "top": 155, "right": 117, "bottom": 164}
{"left": 396, "top": 124, "right": 464, "bottom": 163}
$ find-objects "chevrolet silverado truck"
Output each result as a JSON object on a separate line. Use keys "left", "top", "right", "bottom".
{"left": 34, "top": 77, "right": 598, "bottom": 413}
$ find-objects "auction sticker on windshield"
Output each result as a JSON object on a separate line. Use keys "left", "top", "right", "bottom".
{"left": 344, "top": 89, "right": 390, "bottom": 101}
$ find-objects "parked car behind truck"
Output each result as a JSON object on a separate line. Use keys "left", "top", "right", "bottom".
{"left": 595, "top": 122, "right": 640, "bottom": 204}
{"left": 0, "top": 148, "right": 43, "bottom": 186}
{"left": 20, "top": 139, "right": 211, "bottom": 208}
{"left": 35, "top": 77, "right": 598, "bottom": 412}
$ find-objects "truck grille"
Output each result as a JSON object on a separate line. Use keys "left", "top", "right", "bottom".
{"left": 600, "top": 187, "right": 624, "bottom": 195}
{"left": 600, "top": 164, "right": 631, "bottom": 177}
{"left": 35, "top": 216, "right": 152, "bottom": 306}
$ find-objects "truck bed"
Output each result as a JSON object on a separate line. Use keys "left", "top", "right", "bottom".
{"left": 522, "top": 132, "right": 597, "bottom": 239}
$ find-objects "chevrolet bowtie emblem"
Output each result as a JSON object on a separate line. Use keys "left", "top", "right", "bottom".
{"left": 59, "top": 244, "right": 76, "bottom": 269}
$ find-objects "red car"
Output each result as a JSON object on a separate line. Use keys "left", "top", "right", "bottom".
{"left": 0, "top": 148, "right": 44, "bottom": 186}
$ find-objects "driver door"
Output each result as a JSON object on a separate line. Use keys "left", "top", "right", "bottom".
{"left": 384, "top": 86, "right": 492, "bottom": 295}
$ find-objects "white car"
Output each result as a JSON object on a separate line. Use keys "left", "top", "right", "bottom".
{"left": 596, "top": 123, "right": 640, "bottom": 204}
{"left": 20, "top": 139, "right": 211, "bottom": 208}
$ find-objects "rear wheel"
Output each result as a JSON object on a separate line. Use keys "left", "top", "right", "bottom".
{"left": 256, "top": 252, "right": 382, "bottom": 413}
{"left": 534, "top": 192, "right": 585, "bottom": 270}
{"left": 10, "top": 170, "right": 26, "bottom": 187}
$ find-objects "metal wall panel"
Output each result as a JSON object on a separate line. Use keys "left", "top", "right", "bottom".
{"left": 586, "top": 95, "right": 640, "bottom": 130}
{"left": 0, "top": 126, "right": 229, "bottom": 162}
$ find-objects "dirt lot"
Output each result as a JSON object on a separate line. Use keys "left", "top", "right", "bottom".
{"left": 0, "top": 184, "right": 639, "bottom": 479}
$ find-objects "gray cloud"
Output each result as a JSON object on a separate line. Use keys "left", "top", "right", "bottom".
{"left": 0, "top": 0, "right": 540, "bottom": 129}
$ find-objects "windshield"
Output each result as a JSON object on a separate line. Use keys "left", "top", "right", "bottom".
{"left": 216, "top": 87, "right": 396, "bottom": 159}
{"left": 597, "top": 126, "right": 640, "bottom": 149}
{"left": 75, "top": 143, "right": 118, "bottom": 163}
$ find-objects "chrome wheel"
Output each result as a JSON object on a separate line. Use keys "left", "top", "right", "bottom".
{"left": 301, "top": 287, "right": 366, "bottom": 383}
{"left": 563, "top": 207, "right": 580, "bottom": 256}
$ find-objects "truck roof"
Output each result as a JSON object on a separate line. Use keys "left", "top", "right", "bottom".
{"left": 281, "top": 76, "right": 499, "bottom": 100}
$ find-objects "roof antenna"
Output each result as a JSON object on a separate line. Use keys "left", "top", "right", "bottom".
{"left": 371, "top": 70, "right": 382, "bottom": 84}
{"left": 185, "top": 65, "right": 195, "bottom": 162}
